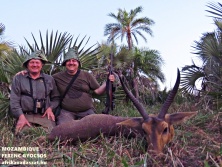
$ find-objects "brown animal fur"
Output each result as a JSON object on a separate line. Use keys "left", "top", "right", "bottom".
{"left": 48, "top": 112, "right": 197, "bottom": 153}
{"left": 48, "top": 114, "right": 144, "bottom": 142}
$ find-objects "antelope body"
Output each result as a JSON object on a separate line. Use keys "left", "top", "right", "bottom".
{"left": 48, "top": 114, "right": 144, "bottom": 142}
{"left": 48, "top": 69, "right": 197, "bottom": 153}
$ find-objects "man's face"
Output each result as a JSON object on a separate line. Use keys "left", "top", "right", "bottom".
{"left": 27, "top": 59, "right": 43, "bottom": 74}
{"left": 65, "top": 59, "right": 79, "bottom": 73}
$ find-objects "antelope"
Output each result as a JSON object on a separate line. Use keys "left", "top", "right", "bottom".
{"left": 48, "top": 69, "right": 197, "bottom": 153}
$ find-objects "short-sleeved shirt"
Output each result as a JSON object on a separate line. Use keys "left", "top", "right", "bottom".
{"left": 10, "top": 72, "right": 60, "bottom": 118}
{"left": 53, "top": 70, "right": 100, "bottom": 113}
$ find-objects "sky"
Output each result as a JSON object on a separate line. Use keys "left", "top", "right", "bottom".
{"left": 1, "top": 0, "right": 217, "bottom": 90}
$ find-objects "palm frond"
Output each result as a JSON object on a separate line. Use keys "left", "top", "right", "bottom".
{"left": 206, "top": 2, "right": 222, "bottom": 20}
{"left": 180, "top": 65, "right": 205, "bottom": 95}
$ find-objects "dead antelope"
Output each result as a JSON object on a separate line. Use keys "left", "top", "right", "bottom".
{"left": 48, "top": 69, "right": 197, "bottom": 153}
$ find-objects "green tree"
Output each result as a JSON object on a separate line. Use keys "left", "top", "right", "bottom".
{"left": 181, "top": 2, "right": 222, "bottom": 108}
{"left": 91, "top": 43, "right": 134, "bottom": 102}
{"left": 95, "top": 43, "right": 165, "bottom": 102}
{"left": 104, "top": 6, "right": 161, "bottom": 100}
{"left": 0, "top": 23, "right": 14, "bottom": 119}
{"left": 104, "top": 6, "right": 154, "bottom": 50}
{"left": 130, "top": 47, "right": 165, "bottom": 100}
{"left": 22, "top": 30, "right": 72, "bottom": 74}
{"left": 0, "top": 23, "right": 12, "bottom": 57}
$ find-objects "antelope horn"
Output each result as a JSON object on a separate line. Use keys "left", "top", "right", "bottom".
{"left": 158, "top": 69, "right": 180, "bottom": 119}
{"left": 118, "top": 74, "right": 150, "bottom": 121}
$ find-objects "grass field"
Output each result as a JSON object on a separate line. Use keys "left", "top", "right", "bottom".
{"left": 0, "top": 101, "right": 221, "bottom": 167}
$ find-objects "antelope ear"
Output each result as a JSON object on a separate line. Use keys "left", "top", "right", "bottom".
{"left": 165, "top": 111, "right": 197, "bottom": 125}
{"left": 116, "top": 118, "right": 143, "bottom": 128}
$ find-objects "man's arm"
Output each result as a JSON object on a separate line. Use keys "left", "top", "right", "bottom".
{"left": 49, "top": 77, "right": 60, "bottom": 110}
{"left": 94, "top": 82, "right": 106, "bottom": 95}
{"left": 42, "top": 76, "right": 60, "bottom": 121}
{"left": 10, "top": 76, "right": 24, "bottom": 118}
{"left": 10, "top": 76, "right": 31, "bottom": 133}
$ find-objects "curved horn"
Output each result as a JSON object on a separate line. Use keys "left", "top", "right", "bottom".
{"left": 119, "top": 74, "right": 150, "bottom": 121}
{"left": 158, "top": 69, "right": 180, "bottom": 119}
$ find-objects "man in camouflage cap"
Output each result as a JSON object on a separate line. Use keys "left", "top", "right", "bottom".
{"left": 61, "top": 47, "right": 81, "bottom": 67}
{"left": 10, "top": 50, "right": 60, "bottom": 134}
{"left": 53, "top": 47, "right": 115, "bottom": 125}
{"left": 22, "top": 50, "right": 50, "bottom": 68}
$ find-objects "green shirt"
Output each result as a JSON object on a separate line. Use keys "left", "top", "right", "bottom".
{"left": 53, "top": 70, "right": 100, "bottom": 113}
{"left": 10, "top": 72, "right": 60, "bottom": 118}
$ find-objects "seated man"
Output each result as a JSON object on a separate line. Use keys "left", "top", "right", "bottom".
{"left": 10, "top": 50, "right": 60, "bottom": 134}
{"left": 53, "top": 47, "right": 115, "bottom": 125}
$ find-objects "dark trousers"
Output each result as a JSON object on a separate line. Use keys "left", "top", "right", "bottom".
{"left": 56, "top": 108, "right": 95, "bottom": 125}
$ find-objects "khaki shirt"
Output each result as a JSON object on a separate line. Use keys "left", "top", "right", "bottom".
{"left": 10, "top": 72, "right": 60, "bottom": 118}
{"left": 53, "top": 70, "right": 100, "bottom": 113}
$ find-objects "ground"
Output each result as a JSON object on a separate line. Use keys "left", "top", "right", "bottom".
{"left": 0, "top": 102, "right": 221, "bottom": 167}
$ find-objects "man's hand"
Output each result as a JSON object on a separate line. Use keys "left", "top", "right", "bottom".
{"left": 94, "top": 74, "right": 116, "bottom": 95}
{"left": 15, "top": 70, "right": 27, "bottom": 76}
{"left": 15, "top": 114, "right": 31, "bottom": 134}
{"left": 108, "top": 74, "right": 115, "bottom": 82}
{"left": 42, "top": 107, "right": 55, "bottom": 121}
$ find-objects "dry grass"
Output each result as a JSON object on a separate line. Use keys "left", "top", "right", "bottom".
{"left": 0, "top": 102, "right": 221, "bottom": 167}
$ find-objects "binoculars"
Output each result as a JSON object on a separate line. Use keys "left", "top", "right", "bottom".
{"left": 33, "top": 99, "right": 46, "bottom": 114}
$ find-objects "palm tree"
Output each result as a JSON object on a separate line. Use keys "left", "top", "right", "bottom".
{"left": 104, "top": 6, "right": 154, "bottom": 50}
{"left": 206, "top": 2, "right": 222, "bottom": 20}
{"left": 181, "top": 30, "right": 222, "bottom": 89}
{"left": 91, "top": 43, "right": 134, "bottom": 102}
{"left": 0, "top": 23, "right": 14, "bottom": 119}
{"left": 181, "top": 2, "right": 222, "bottom": 108}
{"left": 133, "top": 47, "right": 165, "bottom": 82}
{"left": 104, "top": 7, "right": 157, "bottom": 99}
{"left": 0, "top": 23, "right": 12, "bottom": 57}
{"left": 21, "top": 31, "right": 101, "bottom": 74}
{"left": 22, "top": 30, "right": 72, "bottom": 74}
{"left": 181, "top": 2, "right": 222, "bottom": 93}
{"left": 95, "top": 42, "right": 134, "bottom": 71}
{"left": 0, "top": 49, "right": 25, "bottom": 119}
{"left": 94, "top": 43, "right": 164, "bottom": 104}
{"left": 97, "top": 43, "right": 165, "bottom": 100}
{"left": 130, "top": 47, "right": 165, "bottom": 99}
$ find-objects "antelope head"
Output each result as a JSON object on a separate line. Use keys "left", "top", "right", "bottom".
{"left": 117, "top": 69, "right": 197, "bottom": 153}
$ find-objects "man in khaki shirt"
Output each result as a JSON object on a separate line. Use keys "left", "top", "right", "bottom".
{"left": 53, "top": 47, "right": 115, "bottom": 125}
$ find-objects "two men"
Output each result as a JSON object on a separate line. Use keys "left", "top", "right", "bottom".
{"left": 10, "top": 48, "right": 115, "bottom": 132}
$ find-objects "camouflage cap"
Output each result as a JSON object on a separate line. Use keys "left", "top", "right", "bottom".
{"left": 62, "top": 47, "right": 81, "bottom": 67}
{"left": 22, "top": 50, "right": 50, "bottom": 68}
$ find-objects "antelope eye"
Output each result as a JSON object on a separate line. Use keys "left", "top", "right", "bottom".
{"left": 162, "top": 127, "right": 168, "bottom": 135}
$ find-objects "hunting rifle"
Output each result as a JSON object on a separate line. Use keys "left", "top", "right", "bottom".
{"left": 102, "top": 51, "right": 115, "bottom": 114}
